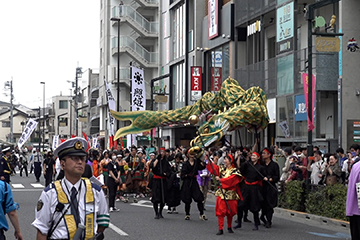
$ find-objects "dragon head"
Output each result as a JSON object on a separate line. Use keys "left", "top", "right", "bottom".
{"left": 190, "top": 114, "right": 230, "bottom": 154}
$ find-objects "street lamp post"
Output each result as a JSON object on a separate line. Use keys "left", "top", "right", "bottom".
{"left": 111, "top": 16, "right": 121, "bottom": 141}
{"left": 40, "top": 82, "right": 45, "bottom": 151}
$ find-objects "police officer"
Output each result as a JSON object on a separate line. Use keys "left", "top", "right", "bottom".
{"left": 0, "top": 180, "right": 23, "bottom": 239}
{"left": 0, "top": 148, "right": 12, "bottom": 183}
{"left": 32, "top": 137, "right": 110, "bottom": 240}
{"left": 33, "top": 148, "right": 44, "bottom": 183}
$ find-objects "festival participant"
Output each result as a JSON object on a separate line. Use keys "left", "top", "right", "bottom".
{"left": 198, "top": 154, "right": 211, "bottom": 211}
{"left": 235, "top": 151, "right": 266, "bottom": 230}
{"left": 207, "top": 154, "right": 243, "bottom": 235}
{"left": 100, "top": 150, "right": 110, "bottom": 196}
{"left": 125, "top": 148, "right": 146, "bottom": 202}
{"left": 116, "top": 153, "right": 129, "bottom": 203}
{"left": 149, "top": 150, "right": 171, "bottom": 219}
{"left": 260, "top": 147, "right": 280, "bottom": 228}
{"left": 107, "top": 152, "right": 121, "bottom": 212}
{"left": 180, "top": 150, "right": 207, "bottom": 221}
{"left": 167, "top": 153, "right": 183, "bottom": 214}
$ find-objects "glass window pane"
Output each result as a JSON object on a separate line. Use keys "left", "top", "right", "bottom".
{"left": 277, "top": 53, "right": 294, "bottom": 95}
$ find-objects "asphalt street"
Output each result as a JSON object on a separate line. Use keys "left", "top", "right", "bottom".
{"left": 4, "top": 172, "right": 352, "bottom": 240}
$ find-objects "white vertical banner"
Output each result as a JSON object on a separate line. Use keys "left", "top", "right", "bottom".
{"left": 131, "top": 66, "right": 146, "bottom": 111}
{"left": 104, "top": 80, "right": 116, "bottom": 136}
{"left": 52, "top": 135, "right": 59, "bottom": 150}
{"left": 131, "top": 66, "right": 145, "bottom": 147}
{"left": 92, "top": 137, "right": 98, "bottom": 149}
{"left": 17, "top": 119, "right": 38, "bottom": 149}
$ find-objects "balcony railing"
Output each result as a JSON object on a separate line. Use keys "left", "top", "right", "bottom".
{"left": 111, "top": 36, "right": 158, "bottom": 64}
{"left": 112, "top": 5, "right": 158, "bottom": 34}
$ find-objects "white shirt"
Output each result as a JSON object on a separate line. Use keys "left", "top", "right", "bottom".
{"left": 310, "top": 160, "right": 325, "bottom": 184}
{"left": 32, "top": 178, "right": 109, "bottom": 239}
{"left": 54, "top": 158, "right": 61, "bottom": 179}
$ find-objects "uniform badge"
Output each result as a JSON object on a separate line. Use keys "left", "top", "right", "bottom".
{"left": 74, "top": 141, "right": 83, "bottom": 150}
{"left": 37, "top": 200, "right": 43, "bottom": 211}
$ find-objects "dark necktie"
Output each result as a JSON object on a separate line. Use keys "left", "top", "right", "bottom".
{"left": 71, "top": 187, "right": 80, "bottom": 226}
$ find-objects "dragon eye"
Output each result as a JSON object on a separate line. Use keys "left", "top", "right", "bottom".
{"left": 204, "top": 128, "right": 209, "bottom": 134}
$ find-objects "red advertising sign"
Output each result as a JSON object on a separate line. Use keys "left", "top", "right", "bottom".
{"left": 208, "top": 0, "right": 219, "bottom": 39}
{"left": 191, "top": 66, "right": 202, "bottom": 101}
{"left": 211, "top": 67, "right": 222, "bottom": 92}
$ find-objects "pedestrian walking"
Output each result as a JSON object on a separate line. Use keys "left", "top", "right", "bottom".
{"left": 236, "top": 152, "right": 266, "bottom": 230}
{"left": 32, "top": 137, "right": 110, "bottom": 240}
{"left": 43, "top": 151, "right": 55, "bottom": 187}
{"left": 0, "top": 180, "right": 23, "bottom": 239}
{"left": 149, "top": 150, "right": 171, "bottom": 219}
{"left": 0, "top": 148, "right": 12, "bottom": 183}
{"left": 180, "top": 150, "right": 207, "bottom": 221}
{"left": 33, "top": 148, "right": 44, "bottom": 183}
{"left": 260, "top": 147, "right": 280, "bottom": 228}
{"left": 19, "top": 155, "right": 28, "bottom": 177}
{"left": 29, "top": 149, "right": 35, "bottom": 174}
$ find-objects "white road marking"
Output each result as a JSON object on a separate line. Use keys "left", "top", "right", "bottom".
{"left": 12, "top": 188, "right": 43, "bottom": 192}
{"left": 11, "top": 184, "right": 25, "bottom": 188}
{"left": 109, "top": 223, "right": 129, "bottom": 236}
{"left": 31, "top": 183, "right": 45, "bottom": 188}
{"left": 130, "top": 200, "right": 153, "bottom": 208}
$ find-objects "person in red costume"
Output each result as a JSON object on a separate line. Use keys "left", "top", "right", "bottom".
{"left": 207, "top": 154, "right": 243, "bottom": 235}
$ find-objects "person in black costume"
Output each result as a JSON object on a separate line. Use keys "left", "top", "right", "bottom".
{"left": 43, "top": 151, "right": 55, "bottom": 187}
{"left": 149, "top": 150, "right": 171, "bottom": 219}
{"left": 235, "top": 151, "right": 266, "bottom": 230}
{"left": 180, "top": 150, "right": 207, "bottom": 221}
{"left": 167, "top": 153, "right": 183, "bottom": 214}
{"left": 260, "top": 147, "right": 280, "bottom": 228}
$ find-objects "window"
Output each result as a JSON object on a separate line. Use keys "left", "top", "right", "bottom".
{"left": 59, "top": 100, "right": 68, "bottom": 109}
{"left": 277, "top": 53, "right": 294, "bottom": 95}
{"left": 2, "top": 122, "right": 10, "bottom": 128}
{"left": 172, "top": 4, "right": 185, "bottom": 60}
{"left": 59, "top": 117, "right": 68, "bottom": 127}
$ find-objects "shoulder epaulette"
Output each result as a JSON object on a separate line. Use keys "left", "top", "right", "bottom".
{"left": 91, "top": 182, "right": 102, "bottom": 192}
{"left": 44, "top": 183, "right": 55, "bottom": 192}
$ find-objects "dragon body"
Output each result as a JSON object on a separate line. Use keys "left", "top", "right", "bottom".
{"left": 111, "top": 77, "right": 269, "bottom": 149}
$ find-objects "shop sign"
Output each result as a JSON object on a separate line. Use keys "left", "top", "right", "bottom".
{"left": 191, "top": 66, "right": 202, "bottom": 101}
{"left": 208, "top": 0, "right": 219, "bottom": 39}
{"left": 247, "top": 20, "right": 261, "bottom": 37}
{"left": 276, "top": 2, "right": 294, "bottom": 42}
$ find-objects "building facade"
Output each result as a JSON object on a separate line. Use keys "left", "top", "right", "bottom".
{"left": 98, "top": 0, "right": 160, "bottom": 149}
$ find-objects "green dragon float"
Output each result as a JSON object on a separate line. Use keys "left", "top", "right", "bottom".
{"left": 111, "top": 77, "right": 269, "bottom": 152}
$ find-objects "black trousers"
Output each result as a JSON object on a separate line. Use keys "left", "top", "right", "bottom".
{"left": 0, "top": 229, "right": 5, "bottom": 240}
{"left": 349, "top": 215, "right": 360, "bottom": 240}
{"left": 20, "top": 165, "right": 28, "bottom": 177}
{"left": 107, "top": 178, "right": 118, "bottom": 208}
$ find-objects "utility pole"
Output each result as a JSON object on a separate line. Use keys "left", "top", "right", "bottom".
{"left": 75, "top": 67, "right": 82, "bottom": 136}
{"left": 38, "top": 107, "right": 41, "bottom": 150}
{"left": 9, "top": 78, "right": 13, "bottom": 143}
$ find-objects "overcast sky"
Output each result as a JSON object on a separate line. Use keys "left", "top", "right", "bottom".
{"left": 0, "top": 1, "right": 100, "bottom": 109}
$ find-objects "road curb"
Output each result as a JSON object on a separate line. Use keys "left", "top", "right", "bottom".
{"left": 207, "top": 193, "right": 349, "bottom": 230}
{"left": 275, "top": 207, "right": 349, "bottom": 230}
